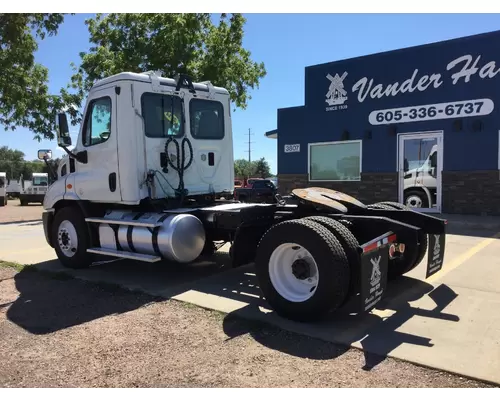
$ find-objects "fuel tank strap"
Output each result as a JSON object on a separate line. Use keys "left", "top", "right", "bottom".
{"left": 152, "top": 214, "right": 171, "bottom": 256}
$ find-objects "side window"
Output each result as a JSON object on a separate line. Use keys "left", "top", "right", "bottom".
{"left": 83, "top": 97, "right": 112, "bottom": 147}
{"left": 190, "top": 99, "right": 225, "bottom": 140}
{"left": 142, "top": 93, "right": 184, "bottom": 138}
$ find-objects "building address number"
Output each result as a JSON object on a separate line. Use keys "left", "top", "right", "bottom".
{"left": 284, "top": 144, "right": 300, "bottom": 153}
{"left": 368, "top": 98, "right": 494, "bottom": 125}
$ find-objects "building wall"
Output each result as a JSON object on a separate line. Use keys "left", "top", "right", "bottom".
{"left": 276, "top": 30, "right": 500, "bottom": 214}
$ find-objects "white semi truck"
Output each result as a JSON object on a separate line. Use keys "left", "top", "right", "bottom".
{"left": 0, "top": 172, "right": 7, "bottom": 207}
{"left": 403, "top": 145, "right": 438, "bottom": 209}
{"left": 39, "top": 71, "right": 447, "bottom": 323}
{"left": 19, "top": 172, "right": 49, "bottom": 206}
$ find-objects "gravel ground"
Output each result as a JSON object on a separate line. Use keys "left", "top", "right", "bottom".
{"left": 0, "top": 265, "right": 495, "bottom": 388}
{"left": 0, "top": 199, "right": 43, "bottom": 224}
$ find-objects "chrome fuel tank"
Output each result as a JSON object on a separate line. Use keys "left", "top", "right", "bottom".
{"left": 98, "top": 210, "right": 206, "bottom": 263}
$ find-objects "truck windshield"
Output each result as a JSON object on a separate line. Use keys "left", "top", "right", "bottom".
{"left": 142, "top": 93, "right": 184, "bottom": 138}
{"left": 33, "top": 177, "right": 48, "bottom": 186}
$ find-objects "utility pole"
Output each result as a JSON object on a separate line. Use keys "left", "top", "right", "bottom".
{"left": 245, "top": 128, "right": 254, "bottom": 162}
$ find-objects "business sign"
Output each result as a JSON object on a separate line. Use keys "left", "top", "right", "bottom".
{"left": 324, "top": 53, "right": 500, "bottom": 124}
{"left": 284, "top": 144, "right": 300, "bottom": 153}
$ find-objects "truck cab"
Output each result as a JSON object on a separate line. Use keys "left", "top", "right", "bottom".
{"left": 19, "top": 172, "right": 49, "bottom": 206}
{"left": 47, "top": 71, "right": 234, "bottom": 210}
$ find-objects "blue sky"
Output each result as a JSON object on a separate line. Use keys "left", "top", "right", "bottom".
{"left": 2, "top": 13, "right": 500, "bottom": 174}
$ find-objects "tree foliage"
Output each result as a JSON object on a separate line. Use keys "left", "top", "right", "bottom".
{"left": 64, "top": 13, "right": 267, "bottom": 128}
{"left": 0, "top": 146, "right": 59, "bottom": 181}
{"left": 234, "top": 157, "right": 272, "bottom": 179}
{"left": 0, "top": 13, "right": 71, "bottom": 141}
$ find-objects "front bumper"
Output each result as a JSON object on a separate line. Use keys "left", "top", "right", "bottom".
{"left": 42, "top": 209, "right": 54, "bottom": 248}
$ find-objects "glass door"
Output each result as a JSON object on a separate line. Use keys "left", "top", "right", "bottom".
{"left": 398, "top": 132, "right": 443, "bottom": 213}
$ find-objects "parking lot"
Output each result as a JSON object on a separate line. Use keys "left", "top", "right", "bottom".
{"left": 1, "top": 205, "right": 500, "bottom": 387}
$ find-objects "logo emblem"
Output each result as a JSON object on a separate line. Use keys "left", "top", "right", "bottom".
{"left": 370, "top": 255, "right": 382, "bottom": 287}
{"left": 433, "top": 234, "right": 441, "bottom": 259}
{"left": 326, "top": 72, "right": 348, "bottom": 106}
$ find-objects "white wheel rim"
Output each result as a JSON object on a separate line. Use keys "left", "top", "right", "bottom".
{"left": 268, "top": 243, "right": 319, "bottom": 302}
{"left": 58, "top": 220, "right": 79, "bottom": 258}
{"left": 406, "top": 195, "right": 423, "bottom": 208}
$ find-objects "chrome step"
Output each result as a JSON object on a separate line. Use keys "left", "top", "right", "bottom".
{"left": 87, "top": 247, "right": 161, "bottom": 263}
{"left": 85, "top": 217, "right": 162, "bottom": 228}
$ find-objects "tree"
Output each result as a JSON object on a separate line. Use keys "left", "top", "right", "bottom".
{"left": 0, "top": 146, "right": 58, "bottom": 181}
{"left": 254, "top": 157, "right": 271, "bottom": 178}
{"left": 0, "top": 13, "right": 71, "bottom": 141}
{"left": 234, "top": 157, "right": 272, "bottom": 179}
{"left": 234, "top": 159, "right": 255, "bottom": 179}
{"left": 63, "top": 13, "right": 267, "bottom": 128}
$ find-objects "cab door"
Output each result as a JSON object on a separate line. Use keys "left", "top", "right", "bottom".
{"left": 73, "top": 86, "right": 122, "bottom": 202}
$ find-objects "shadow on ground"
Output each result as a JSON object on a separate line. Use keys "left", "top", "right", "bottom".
{"left": 5, "top": 250, "right": 459, "bottom": 371}
{"left": 215, "top": 270, "right": 459, "bottom": 370}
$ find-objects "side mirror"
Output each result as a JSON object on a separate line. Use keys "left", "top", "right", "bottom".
{"left": 404, "top": 158, "right": 409, "bottom": 172}
{"left": 38, "top": 149, "right": 52, "bottom": 161}
{"left": 56, "top": 113, "right": 72, "bottom": 147}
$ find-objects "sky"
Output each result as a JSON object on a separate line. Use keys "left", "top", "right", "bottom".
{"left": 3, "top": 13, "right": 500, "bottom": 174}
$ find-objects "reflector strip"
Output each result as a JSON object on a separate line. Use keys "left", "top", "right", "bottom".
{"left": 363, "top": 233, "right": 397, "bottom": 253}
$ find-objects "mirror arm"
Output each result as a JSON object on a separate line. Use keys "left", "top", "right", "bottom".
{"left": 60, "top": 146, "right": 88, "bottom": 164}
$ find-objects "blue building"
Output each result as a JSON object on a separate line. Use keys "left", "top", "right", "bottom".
{"left": 267, "top": 30, "right": 500, "bottom": 215}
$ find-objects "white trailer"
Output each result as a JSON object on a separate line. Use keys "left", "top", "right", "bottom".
{"left": 39, "top": 71, "right": 447, "bottom": 323}
{"left": 0, "top": 172, "right": 7, "bottom": 206}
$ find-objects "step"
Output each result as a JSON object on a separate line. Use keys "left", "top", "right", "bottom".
{"left": 85, "top": 217, "right": 162, "bottom": 228}
{"left": 87, "top": 247, "right": 161, "bottom": 263}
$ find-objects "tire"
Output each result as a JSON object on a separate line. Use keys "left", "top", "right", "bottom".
{"left": 404, "top": 189, "right": 429, "bottom": 208}
{"left": 302, "top": 216, "right": 361, "bottom": 297}
{"left": 0, "top": 196, "right": 5, "bottom": 207}
{"left": 52, "top": 206, "right": 93, "bottom": 269}
{"left": 255, "top": 219, "right": 350, "bottom": 322}
{"left": 369, "top": 201, "right": 428, "bottom": 279}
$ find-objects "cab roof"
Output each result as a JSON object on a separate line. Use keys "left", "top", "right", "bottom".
{"left": 92, "top": 71, "right": 230, "bottom": 96}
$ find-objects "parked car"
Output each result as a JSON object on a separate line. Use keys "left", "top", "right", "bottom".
{"left": 234, "top": 179, "right": 277, "bottom": 203}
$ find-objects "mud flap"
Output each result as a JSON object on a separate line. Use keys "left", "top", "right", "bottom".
{"left": 359, "top": 245, "right": 389, "bottom": 313}
{"left": 425, "top": 233, "right": 446, "bottom": 278}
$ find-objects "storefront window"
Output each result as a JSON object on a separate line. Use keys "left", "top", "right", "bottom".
{"left": 309, "top": 140, "right": 362, "bottom": 181}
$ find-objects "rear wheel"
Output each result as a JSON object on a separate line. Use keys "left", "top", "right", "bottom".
{"left": 302, "top": 216, "right": 361, "bottom": 297}
{"left": 52, "top": 206, "right": 93, "bottom": 269}
{"left": 255, "top": 219, "right": 350, "bottom": 322}
{"left": 0, "top": 196, "right": 5, "bottom": 207}
{"left": 369, "top": 202, "right": 428, "bottom": 279}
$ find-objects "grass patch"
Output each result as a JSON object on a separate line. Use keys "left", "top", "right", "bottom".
{"left": 0, "top": 260, "right": 33, "bottom": 272}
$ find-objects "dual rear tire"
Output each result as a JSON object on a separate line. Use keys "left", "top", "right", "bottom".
{"left": 254, "top": 217, "right": 354, "bottom": 322}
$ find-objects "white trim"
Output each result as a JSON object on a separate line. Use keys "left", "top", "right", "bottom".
{"left": 307, "top": 139, "right": 362, "bottom": 182}
{"left": 396, "top": 130, "right": 444, "bottom": 213}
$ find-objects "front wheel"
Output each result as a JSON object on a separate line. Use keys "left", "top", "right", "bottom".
{"left": 255, "top": 219, "right": 350, "bottom": 322}
{"left": 404, "top": 190, "right": 429, "bottom": 209}
{"left": 52, "top": 206, "right": 93, "bottom": 269}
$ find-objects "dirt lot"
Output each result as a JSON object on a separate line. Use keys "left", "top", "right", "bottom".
{"left": 0, "top": 265, "right": 494, "bottom": 388}
{"left": 0, "top": 199, "right": 43, "bottom": 224}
